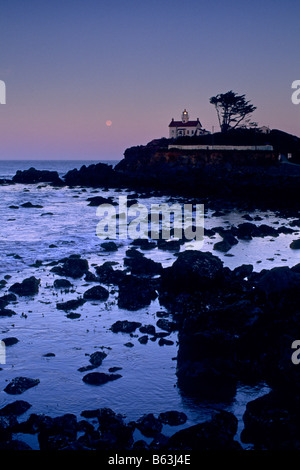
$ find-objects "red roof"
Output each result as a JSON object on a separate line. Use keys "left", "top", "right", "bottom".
{"left": 169, "top": 120, "right": 202, "bottom": 127}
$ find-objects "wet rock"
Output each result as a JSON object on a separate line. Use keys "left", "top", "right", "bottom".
{"left": 66, "top": 312, "right": 81, "bottom": 319}
{"left": 109, "top": 367, "right": 122, "bottom": 373}
{"left": 0, "top": 416, "right": 16, "bottom": 441}
{"left": 101, "top": 241, "right": 118, "bottom": 252}
{"left": 95, "top": 408, "right": 134, "bottom": 449}
{"left": 256, "top": 266, "right": 300, "bottom": 308}
{"left": 235, "top": 222, "right": 257, "bottom": 240}
{"left": 158, "top": 338, "right": 174, "bottom": 346}
{"left": 157, "top": 239, "right": 182, "bottom": 251}
{"left": 131, "top": 239, "right": 156, "bottom": 250}
{"left": 58, "top": 256, "right": 89, "bottom": 279}
{"left": 38, "top": 414, "right": 78, "bottom": 450}
{"left": 124, "top": 342, "right": 134, "bottom": 348}
{"left": 20, "top": 202, "right": 43, "bottom": 209}
{"left": 139, "top": 324, "right": 156, "bottom": 335}
{"left": 290, "top": 239, "right": 300, "bottom": 249}
{"left": 135, "top": 413, "right": 163, "bottom": 437}
{"left": 241, "top": 392, "right": 300, "bottom": 449}
{"left": 4, "top": 377, "right": 40, "bottom": 395}
{"left": 83, "top": 285, "right": 109, "bottom": 301}
{"left": 87, "top": 195, "right": 116, "bottom": 206}
{"left": 232, "top": 264, "right": 253, "bottom": 279}
{"left": 56, "top": 298, "right": 85, "bottom": 311}
{"left": 9, "top": 276, "right": 40, "bottom": 296}
{"left": 0, "top": 400, "right": 31, "bottom": 417}
{"left": 12, "top": 167, "right": 62, "bottom": 185}
{"left": 213, "top": 239, "right": 233, "bottom": 253}
{"left": 156, "top": 318, "right": 177, "bottom": 332}
{"left": 138, "top": 335, "right": 148, "bottom": 344}
{"left": 124, "top": 251, "right": 162, "bottom": 276}
{"left": 2, "top": 337, "right": 19, "bottom": 347}
{"left": 89, "top": 351, "right": 107, "bottom": 367}
{"left": 0, "top": 309, "right": 16, "bottom": 317}
{"left": 158, "top": 411, "right": 187, "bottom": 426}
{"left": 53, "top": 279, "right": 72, "bottom": 289}
{"left": 111, "top": 320, "right": 142, "bottom": 334}
{"left": 63, "top": 162, "right": 117, "bottom": 187}
{"left": 0, "top": 293, "right": 17, "bottom": 303}
{"left": 118, "top": 275, "right": 157, "bottom": 310}
{"left": 167, "top": 411, "right": 240, "bottom": 450}
{"left": 161, "top": 250, "right": 224, "bottom": 293}
{"left": 95, "top": 262, "right": 125, "bottom": 285}
{"left": 0, "top": 439, "right": 32, "bottom": 450}
{"left": 43, "top": 353, "right": 55, "bottom": 357}
{"left": 82, "top": 372, "right": 122, "bottom": 386}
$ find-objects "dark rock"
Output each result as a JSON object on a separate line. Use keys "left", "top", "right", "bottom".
{"left": 101, "top": 241, "right": 118, "bottom": 252}
{"left": 0, "top": 293, "right": 17, "bottom": 302}
{"left": 158, "top": 338, "right": 174, "bottom": 346}
{"left": 213, "top": 239, "right": 233, "bottom": 253}
{"left": 256, "top": 266, "right": 300, "bottom": 308}
{"left": 124, "top": 252, "right": 162, "bottom": 276}
{"left": 158, "top": 411, "right": 187, "bottom": 426}
{"left": 2, "top": 337, "right": 19, "bottom": 347}
{"left": 20, "top": 202, "right": 43, "bottom": 209}
{"left": 87, "top": 196, "right": 116, "bottom": 206}
{"left": 157, "top": 239, "right": 182, "bottom": 251}
{"left": 95, "top": 262, "right": 125, "bottom": 285}
{"left": 82, "top": 372, "right": 122, "bottom": 386}
{"left": 290, "top": 239, "right": 300, "bottom": 250}
{"left": 124, "top": 342, "right": 134, "bottom": 348}
{"left": 63, "top": 162, "right": 117, "bottom": 187}
{"left": 43, "top": 353, "right": 55, "bottom": 357}
{"left": 56, "top": 298, "right": 85, "bottom": 311}
{"left": 4, "top": 377, "right": 40, "bottom": 395}
{"left": 66, "top": 312, "right": 81, "bottom": 319}
{"left": 0, "top": 439, "right": 32, "bottom": 450}
{"left": 12, "top": 167, "right": 62, "bottom": 185}
{"left": 161, "top": 250, "right": 224, "bottom": 292}
{"left": 95, "top": 408, "right": 134, "bottom": 449}
{"left": 109, "top": 367, "right": 122, "bottom": 373}
{"left": 53, "top": 279, "right": 72, "bottom": 289}
{"left": 0, "top": 309, "right": 16, "bottom": 317}
{"left": 9, "top": 276, "right": 40, "bottom": 296}
{"left": 139, "top": 324, "right": 156, "bottom": 335}
{"left": 83, "top": 285, "right": 109, "bottom": 301}
{"left": 156, "top": 318, "right": 177, "bottom": 332}
{"left": 232, "top": 264, "right": 253, "bottom": 279}
{"left": 59, "top": 257, "right": 89, "bottom": 278}
{"left": 89, "top": 351, "right": 107, "bottom": 367}
{"left": 131, "top": 239, "right": 156, "bottom": 250}
{"left": 111, "top": 320, "right": 142, "bottom": 334}
{"left": 167, "top": 411, "right": 240, "bottom": 450}
{"left": 138, "top": 335, "right": 148, "bottom": 344}
{"left": 241, "top": 392, "right": 300, "bottom": 449}
{"left": 0, "top": 400, "right": 31, "bottom": 417}
{"left": 118, "top": 275, "right": 157, "bottom": 310}
{"left": 136, "top": 413, "right": 163, "bottom": 437}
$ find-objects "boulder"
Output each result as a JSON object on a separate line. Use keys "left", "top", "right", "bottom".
{"left": 56, "top": 298, "right": 86, "bottom": 311}
{"left": 53, "top": 279, "right": 72, "bottom": 289}
{"left": 82, "top": 372, "right": 122, "bottom": 386}
{"left": 83, "top": 285, "right": 109, "bottom": 301}
{"left": 167, "top": 411, "right": 240, "bottom": 450}
{"left": 135, "top": 413, "right": 163, "bottom": 437}
{"left": 158, "top": 411, "right": 187, "bottom": 426}
{"left": 111, "top": 320, "right": 142, "bottom": 334}
{"left": 161, "top": 250, "right": 224, "bottom": 292}
{"left": 4, "top": 377, "right": 40, "bottom": 395}
{"left": 12, "top": 167, "right": 62, "bottom": 185}
{"left": 9, "top": 276, "right": 40, "bottom": 296}
{"left": 118, "top": 275, "right": 157, "bottom": 310}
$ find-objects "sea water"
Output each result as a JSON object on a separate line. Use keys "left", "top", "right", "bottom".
{"left": 0, "top": 160, "right": 299, "bottom": 449}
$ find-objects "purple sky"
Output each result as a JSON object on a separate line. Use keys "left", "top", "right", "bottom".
{"left": 0, "top": 0, "right": 299, "bottom": 160}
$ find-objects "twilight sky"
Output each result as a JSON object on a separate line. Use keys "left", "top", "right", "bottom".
{"left": 0, "top": 0, "right": 299, "bottom": 160}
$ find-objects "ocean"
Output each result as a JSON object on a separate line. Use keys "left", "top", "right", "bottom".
{"left": 0, "top": 159, "right": 298, "bottom": 449}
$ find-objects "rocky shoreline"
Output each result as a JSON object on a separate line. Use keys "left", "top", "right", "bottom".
{"left": 0, "top": 160, "right": 300, "bottom": 450}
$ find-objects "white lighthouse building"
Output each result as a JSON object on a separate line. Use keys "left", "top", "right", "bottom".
{"left": 168, "top": 109, "right": 207, "bottom": 138}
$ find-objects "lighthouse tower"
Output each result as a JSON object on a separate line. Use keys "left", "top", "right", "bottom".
{"left": 181, "top": 109, "right": 189, "bottom": 123}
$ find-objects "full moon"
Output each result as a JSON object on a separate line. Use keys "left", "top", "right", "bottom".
{"left": 106, "top": 120, "right": 112, "bottom": 127}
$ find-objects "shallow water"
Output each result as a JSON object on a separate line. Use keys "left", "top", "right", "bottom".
{"left": 0, "top": 160, "right": 299, "bottom": 449}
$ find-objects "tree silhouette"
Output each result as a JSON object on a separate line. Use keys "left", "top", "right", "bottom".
{"left": 210, "top": 91, "right": 256, "bottom": 132}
